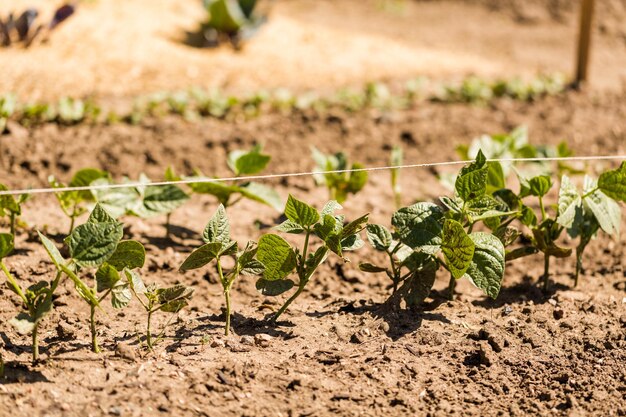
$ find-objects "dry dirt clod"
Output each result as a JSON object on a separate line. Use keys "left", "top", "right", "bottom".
{"left": 210, "top": 338, "right": 225, "bottom": 348}
{"left": 115, "top": 343, "right": 136, "bottom": 361}
{"left": 56, "top": 321, "right": 76, "bottom": 339}
{"left": 240, "top": 336, "right": 255, "bottom": 346}
{"left": 254, "top": 334, "right": 272, "bottom": 348}
{"left": 478, "top": 341, "right": 496, "bottom": 367}
{"left": 553, "top": 308, "right": 564, "bottom": 320}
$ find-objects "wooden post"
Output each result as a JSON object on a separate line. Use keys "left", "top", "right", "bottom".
{"left": 574, "top": 0, "right": 595, "bottom": 87}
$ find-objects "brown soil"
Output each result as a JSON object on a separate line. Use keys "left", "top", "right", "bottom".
{"left": 2, "top": 0, "right": 626, "bottom": 101}
{"left": 0, "top": 88, "right": 625, "bottom": 416}
{"left": 1, "top": 1, "right": 626, "bottom": 416}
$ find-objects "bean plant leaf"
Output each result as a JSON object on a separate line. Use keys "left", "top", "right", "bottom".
{"left": 70, "top": 168, "right": 110, "bottom": 201}
{"left": 202, "top": 204, "right": 231, "bottom": 245}
{"left": 256, "top": 278, "right": 294, "bottom": 296}
{"left": 347, "top": 163, "right": 368, "bottom": 193}
{"left": 556, "top": 175, "right": 581, "bottom": 229}
{"left": 366, "top": 224, "right": 392, "bottom": 251}
{"left": 227, "top": 146, "right": 271, "bottom": 176}
{"left": 257, "top": 234, "right": 297, "bottom": 281}
{"left": 142, "top": 184, "right": 189, "bottom": 214}
{"left": 455, "top": 150, "right": 488, "bottom": 201}
{"left": 275, "top": 220, "right": 305, "bottom": 234}
{"left": 284, "top": 195, "right": 319, "bottom": 227}
{"left": 583, "top": 176, "right": 621, "bottom": 236}
{"left": 179, "top": 242, "right": 223, "bottom": 272}
{"left": 107, "top": 240, "right": 146, "bottom": 271}
{"left": 0, "top": 233, "right": 13, "bottom": 259}
{"left": 88, "top": 203, "right": 118, "bottom": 224}
{"left": 464, "top": 233, "right": 505, "bottom": 299}
{"left": 598, "top": 161, "right": 626, "bottom": 202}
{"left": 111, "top": 282, "right": 132, "bottom": 309}
{"left": 96, "top": 263, "right": 121, "bottom": 292}
{"left": 441, "top": 219, "right": 475, "bottom": 279}
{"left": 404, "top": 256, "right": 438, "bottom": 307}
{"left": 321, "top": 200, "right": 342, "bottom": 216}
{"left": 305, "top": 246, "right": 329, "bottom": 279}
{"left": 486, "top": 161, "right": 505, "bottom": 193}
{"left": 188, "top": 180, "right": 238, "bottom": 205}
{"left": 392, "top": 202, "right": 444, "bottom": 252}
{"left": 527, "top": 175, "right": 552, "bottom": 197}
{"left": 341, "top": 213, "right": 369, "bottom": 238}
{"left": 125, "top": 269, "right": 146, "bottom": 294}
{"left": 359, "top": 262, "right": 387, "bottom": 273}
{"left": 66, "top": 222, "right": 124, "bottom": 268}
{"left": 238, "top": 182, "right": 284, "bottom": 211}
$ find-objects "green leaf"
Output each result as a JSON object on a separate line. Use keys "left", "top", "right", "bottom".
{"left": 88, "top": 203, "right": 119, "bottom": 224}
{"left": 143, "top": 184, "right": 189, "bottom": 214}
{"left": 366, "top": 224, "right": 392, "bottom": 251}
{"left": 392, "top": 202, "right": 444, "bottom": 252}
{"left": 238, "top": 182, "right": 283, "bottom": 211}
{"left": 38, "top": 231, "right": 65, "bottom": 270}
{"left": 486, "top": 161, "right": 505, "bottom": 193}
{"left": 125, "top": 269, "right": 146, "bottom": 294}
{"left": 527, "top": 175, "right": 552, "bottom": 197}
{"left": 255, "top": 278, "right": 294, "bottom": 296}
{"left": 321, "top": 200, "right": 342, "bottom": 216}
{"left": 455, "top": 150, "right": 488, "bottom": 201}
{"left": 465, "top": 233, "right": 505, "bottom": 299}
{"left": 583, "top": 176, "right": 621, "bottom": 236}
{"left": 556, "top": 175, "right": 581, "bottom": 228}
{"left": 341, "top": 213, "right": 369, "bottom": 238}
{"left": 96, "top": 263, "right": 121, "bottom": 292}
{"left": 346, "top": 163, "right": 368, "bottom": 193}
{"left": 157, "top": 284, "right": 193, "bottom": 304}
{"left": 111, "top": 283, "right": 132, "bottom": 309}
{"left": 188, "top": 179, "right": 239, "bottom": 205}
{"left": 66, "top": 222, "right": 124, "bottom": 268}
{"left": 304, "top": 246, "right": 329, "bottom": 279}
{"left": 494, "top": 226, "right": 521, "bottom": 247}
{"left": 441, "top": 219, "right": 475, "bottom": 279}
{"left": 359, "top": 262, "right": 387, "bottom": 273}
{"left": 340, "top": 234, "right": 364, "bottom": 252}
{"left": 284, "top": 195, "right": 319, "bottom": 227}
{"left": 106, "top": 240, "right": 146, "bottom": 271}
{"left": 275, "top": 220, "right": 305, "bottom": 234}
{"left": 257, "top": 234, "right": 297, "bottom": 281}
{"left": 160, "top": 299, "right": 189, "bottom": 313}
{"left": 70, "top": 168, "right": 110, "bottom": 201}
{"left": 202, "top": 204, "right": 231, "bottom": 245}
{"left": 520, "top": 204, "right": 538, "bottom": 227}
{"left": 179, "top": 242, "right": 223, "bottom": 272}
{"left": 0, "top": 233, "right": 13, "bottom": 259}
{"left": 598, "top": 161, "right": 626, "bottom": 202}
{"left": 227, "top": 146, "right": 271, "bottom": 176}
{"left": 313, "top": 215, "right": 337, "bottom": 240}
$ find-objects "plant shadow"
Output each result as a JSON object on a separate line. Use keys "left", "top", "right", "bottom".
{"left": 1, "top": 361, "right": 50, "bottom": 384}
{"left": 472, "top": 275, "right": 570, "bottom": 309}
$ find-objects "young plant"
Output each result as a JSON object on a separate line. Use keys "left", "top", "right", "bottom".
{"left": 0, "top": 183, "right": 28, "bottom": 235}
{"left": 312, "top": 147, "right": 368, "bottom": 203}
{"left": 0, "top": 233, "right": 61, "bottom": 362}
{"left": 50, "top": 168, "right": 111, "bottom": 234}
{"left": 361, "top": 151, "right": 515, "bottom": 307}
{"left": 0, "top": 94, "right": 17, "bottom": 133}
{"left": 256, "top": 195, "right": 368, "bottom": 321}
{"left": 91, "top": 172, "right": 190, "bottom": 237}
{"left": 39, "top": 204, "right": 144, "bottom": 353}
{"left": 202, "top": 0, "right": 265, "bottom": 48}
{"left": 187, "top": 145, "right": 282, "bottom": 211}
{"left": 390, "top": 145, "right": 403, "bottom": 209}
{"left": 179, "top": 205, "right": 264, "bottom": 335}
{"left": 127, "top": 275, "right": 193, "bottom": 350}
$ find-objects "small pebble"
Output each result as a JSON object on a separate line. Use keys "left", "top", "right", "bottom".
{"left": 240, "top": 336, "right": 255, "bottom": 346}
{"left": 115, "top": 343, "right": 136, "bottom": 361}
{"left": 210, "top": 339, "right": 225, "bottom": 348}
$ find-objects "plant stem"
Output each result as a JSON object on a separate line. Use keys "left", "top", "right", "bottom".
{"left": 146, "top": 309, "right": 153, "bottom": 350}
{"left": 272, "top": 282, "right": 306, "bottom": 322}
{"left": 388, "top": 251, "right": 399, "bottom": 293}
{"left": 9, "top": 213, "right": 15, "bottom": 236}
{"left": 543, "top": 253, "right": 550, "bottom": 292}
{"left": 538, "top": 196, "right": 546, "bottom": 221}
{"left": 90, "top": 304, "right": 100, "bottom": 353}
{"left": 69, "top": 215, "right": 76, "bottom": 235}
{"left": 447, "top": 274, "right": 456, "bottom": 300}
{"left": 224, "top": 289, "right": 231, "bottom": 336}
{"left": 0, "top": 261, "right": 27, "bottom": 304}
{"left": 32, "top": 322, "right": 39, "bottom": 363}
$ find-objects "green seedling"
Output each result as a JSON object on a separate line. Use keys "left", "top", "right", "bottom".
{"left": 187, "top": 145, "right": 282, "bottom": 211}
{"left": 312, "top": 147, "right": 368, "bottom": 203}
{"left": 390, "top": 145, "right": 403, "bottom": 209}
{"left": 180, "top": 205, "right": 264, "bottom": 335}
{"left": 202, "top": 0, "right": 265, "bottom": 48}
{"left": 0, "top": 184, "right": 28, "bottom": 235}
{"left": 361, "top": 151, "right": 511, "bottom": 306}
{"left": 91, "top": 172, "right": 190, "bottom": 237}
{"left": 256, "top": 195, "right": 368, "bottom": 321}
{"left": 50, "top": 168, "right": 111, "bottom": 234}
{"left": 39, "top": 204, "right": 143, "bottom": 353}
{"left": 0, "top": 94, "right": 17, "bottom": 133}
{"left": 128, "top": 275, "right": 193, "bottom": 350}
{"left": 0, "top": 233, "right": 61, "bottom": 362}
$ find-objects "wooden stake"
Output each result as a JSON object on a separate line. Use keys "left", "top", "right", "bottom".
{"left": 575, "top": 0, "right": 595, "bottom": 87}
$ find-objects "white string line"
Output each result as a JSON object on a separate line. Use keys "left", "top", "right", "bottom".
{"left": 0, "top": 155, "right": 624, "bottom": 197}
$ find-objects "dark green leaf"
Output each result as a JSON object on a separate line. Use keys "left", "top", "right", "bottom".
{"left": 255, "top": 278, "right": 294, "bottom": 296}
{"left": 341, "top": 213, "right": 369, "bottom": 238}
{"left": 392, "top": 202, "right": 444, "bottom": 252}
{"left": 346, "top": 163, "right": 368, "bottom": 193}
{"left": 107, "top": 240, "right": 146, "bottom": 271}
{"left": 455, "top": 150, "right": 488, "bottom": 201}
{"left": 179, "top": 242, "right": 223, "bottom": 272}
{"left": 284, "top": 195, "right": 319, "bottom": 227}
{"left": 0, "top": 233, "right": 13, "bottom": 259}
{"left": 366, "top": 224, "right": 392, "bottom": 251}
{"left": 441, "top": 219, "right": 475, "bottom": 279}
{"left": 88, "top": 203, "right": 118, "bottom": 224}
{"left": 70, "top": 168, "right": 109, "bottom": 201}
{"left": 66, "top": 222, "right": 124, "bottom": 268}
{"left": 275, "top": 220, "right": 305, "bottom": 234}
{"left": 359, "top": 263, "right": 387, "bottom": 273}
{"left": 202, "top": 204, "right": 231, "bottom": 245}
{"left": 598, "top": 161, "right": 626, "bottom": 202}
{"left": 143, "top": 184, "right": 189, "bottom": 214}
{"left": 465, "top": 233, "right": 505, "bottom": 299}
{"left": 527, "top": 175, "right": 552, "bottom": 197}
{"left": 403, "top": 257, "right": 438, "bottom": 307}
{"left": 227, "top": 147, "right": 271, "bottom": 175}
{"left": 257, "top": 234, "right": 297, "bottom": 281}
{"left": 96, "top": 263, "right": 120, "bottom": 292}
